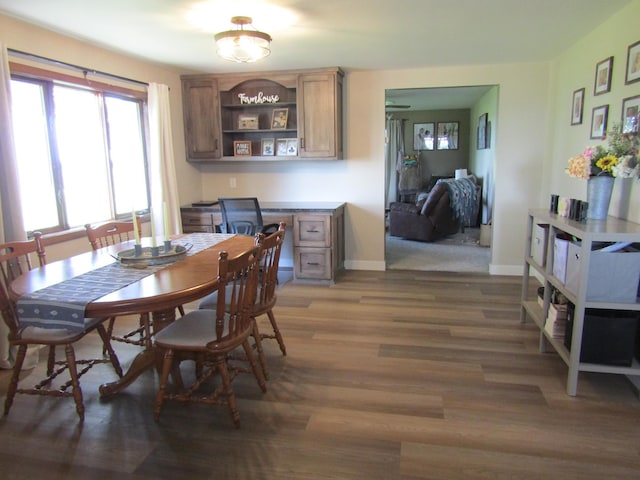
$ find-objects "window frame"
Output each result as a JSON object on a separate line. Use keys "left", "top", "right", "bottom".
{"left": 9, "top": 62, "right": 150, "bottom": 235}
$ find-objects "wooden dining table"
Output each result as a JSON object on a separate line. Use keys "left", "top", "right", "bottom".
{"left": 9, "top": 233, "right": 256, "bottom": 397}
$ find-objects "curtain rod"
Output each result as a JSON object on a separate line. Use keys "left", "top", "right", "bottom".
{"left": 7, "top": 48, "right": 148, "bottom": 87}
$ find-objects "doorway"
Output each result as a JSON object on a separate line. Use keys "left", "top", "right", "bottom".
{"left": 384, "top": 85, "right": 497, "bottom": 272}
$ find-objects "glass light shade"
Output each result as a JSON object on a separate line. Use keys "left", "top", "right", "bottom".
{"left": 215, "top": 25, "right": 271, "bottom": 63}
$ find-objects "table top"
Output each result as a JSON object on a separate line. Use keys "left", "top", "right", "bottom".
{"left": 10, "top": 234, "right": 256, "bottom": 319}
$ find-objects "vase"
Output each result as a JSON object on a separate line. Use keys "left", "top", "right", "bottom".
{"left": 586, "top": 175, "right": 614, "bottom": 220}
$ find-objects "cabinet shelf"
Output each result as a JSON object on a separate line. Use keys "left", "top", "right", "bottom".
{"left": 221, "top": 102, "right": 297, "bottom": 109}
{"left": 520, "top": 209, "right": 640, "bottom": 396}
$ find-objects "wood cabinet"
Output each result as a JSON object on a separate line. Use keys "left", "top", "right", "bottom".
{"left": 520, "top": 209, "right": 640, "bottom": 396}
{"left": 180, "top": 202, "right": 345, "bottom": 283}
{"left": 181, "top": 68, "right": 343, "bottom": 162}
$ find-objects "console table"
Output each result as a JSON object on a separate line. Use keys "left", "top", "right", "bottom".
{"left": 180, "top": 202, "right": 345, "bottom": 283}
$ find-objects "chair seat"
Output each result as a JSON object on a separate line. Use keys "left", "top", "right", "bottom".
{"left": 154, "top": 311, "right": 237, "bottom": 350}
{"left": 18, "top": 316, "right": 104, "bottom": 343}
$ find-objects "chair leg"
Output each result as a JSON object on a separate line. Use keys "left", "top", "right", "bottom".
{"left": 154, "top": 348, "right": 174, "bottom": 421}
{"left": 96, "top": 323, "right": 123, "bottom": 378}
{"left": 242, "top": 340, "right": 266, "bottom": 393}
{"left": 251, "top": 319, "right": 269, "bottom": 380}
{"left": 4, "top": 344, "right": 27, "bottom": 416}
{"left": 46, "top": 345, "right": 56, "bottom": 376}
{"left": 64, "top": 344, "right": 85, "bottom": 421}
{"left": 103, "top": 317, "right": 116, "bottom": 355}
{"left": 266, "top": 309, "right": 287, "bottom": 356}
{"left": 217, "top": 355, "right": 241, "bottom": 428}
{"left": 177, "top": 305, "right": 185, "bottom": 317}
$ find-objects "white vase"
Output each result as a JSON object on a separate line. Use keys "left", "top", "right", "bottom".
{"left": 586, "top": 175, "right": 614, "bottom": 220}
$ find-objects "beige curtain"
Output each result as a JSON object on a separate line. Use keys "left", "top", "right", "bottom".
{"left": 385, "top": 116, "right": 404, "bottom": 208}
{"left": 147, "top": 83, "right": 181, "bottom": 238}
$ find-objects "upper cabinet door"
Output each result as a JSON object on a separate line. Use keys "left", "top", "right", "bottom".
{"left": 182, "top": 77, "right": 221, "bottom": 161}
{"left": 297, "top": 70, "right": 343, "bottom": 160}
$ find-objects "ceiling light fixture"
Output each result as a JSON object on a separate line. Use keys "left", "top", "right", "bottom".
{"left": 214, "top": 16, "right": 271, "bottom": 63}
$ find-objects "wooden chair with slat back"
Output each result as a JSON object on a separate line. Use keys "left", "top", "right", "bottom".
{"left": 85, "top": 219, "right": 185, "bottom": 351}
{"left": 0, "top": 233, "right": 123, "bottom": 421}
{"left": 153, "top": 239, "right": 265, "bottom": 427}
{"left": 197, "top": 223, "right": 287, "bottom": 379}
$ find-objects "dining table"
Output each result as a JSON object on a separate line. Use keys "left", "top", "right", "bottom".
{"left": 9, "top": 232, "right": 256, "bottom": 397}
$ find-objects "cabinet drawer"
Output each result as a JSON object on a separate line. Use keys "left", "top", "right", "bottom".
{"left": 294, "top": 215, "right": 330, "bottom": 247}
{"left": 181, "top": 211, "right": 215, "bottom": 227}
{"left": 294, "top": 247, "right": 331, "bottom": 280}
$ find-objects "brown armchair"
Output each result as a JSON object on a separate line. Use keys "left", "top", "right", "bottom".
{"left": 389, "top": 176, "right": 480, "bottom": 242}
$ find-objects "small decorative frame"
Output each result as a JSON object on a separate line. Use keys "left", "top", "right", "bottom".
{"left": 271, "top": 108, "right": 289, "bottom": 129}
{"left": 413, "top": 122, "right": 435, "bottom": 150}
{"left": 477, "top": 113, "right": 488, "bottom": 149}
{"left": 261, "top": 138, "right": 275, "bottom": 156}
{"left": 275, "top": 138, "right": 288, "bottom": 156}
{"left": 238, "top": 114, "right": 259, "bottom": 130}
{"left": 621, "top": 95, "right": 640, "bottom": 133}
{"left": 286, "top": 138, "right": 298, "bottom": 156}
{"left": 571, "top": 88, "right": 585, "bottom": 125}
{"left": 594, "top": 56, "right": 613, "bottom": 95}
{"left": 233, "top": 140, "right": 252, "bottom": 157}
{"left": 590, "top": 105, "right": 609, "bottom": 139}
{"left": 436, "top": 122, "right": 459, "bottom": 150}
{"left": 624, "top": 40, "right": 640, "bottom": 85}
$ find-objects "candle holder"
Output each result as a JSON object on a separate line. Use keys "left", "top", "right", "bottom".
{"left": 134, "top": 244, "right": 143, "bottom": 257}
{"left": 150, "top": 246, "right": 160, "bottom": 257}
{"left": 164, "top": 240, "right": 172, "bottom": 253}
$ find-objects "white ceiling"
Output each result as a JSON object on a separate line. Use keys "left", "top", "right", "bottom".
{"left": 0, "top": 0, "right": 633, "bottom": 110}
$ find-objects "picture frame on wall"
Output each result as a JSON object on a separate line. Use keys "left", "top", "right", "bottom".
{"left": 621, "top": 95, "right": 640, "bottom": 133}
{"left": 625, "top": 40, "right": 640, "bottom": 85}
{"left": 590, "top": 105, "right": 609, "bottom": 139}
{"left": 571, "top": 88, "right": 585, "bottom": 125}
{"left": 477, "top": 113, "right": 488, "bottom": 150}
{"left": 233, "top": 140, "right": 252, "bottom": 157}
{"left": 594, "top": 56, "right": 613, "bottom": 95}
{"left": 436, "top": 122, "right": 459, "bottom": 150}
{"left": 261, "top": 138, "right": 275, "bottom": 156}
{"left": 413, "top": 122, "right": 434, "bottom": 150}
{"left": 271, "top": 108, "right": 289, "bottom": 129}
{"left": 275, "top": 138, "right": 288, "bottom": 156}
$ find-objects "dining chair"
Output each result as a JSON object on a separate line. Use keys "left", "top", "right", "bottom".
{"left": 218, "top": 197, "right": 279, "bottom": 236}
{"left": 198, "top": 223, "right": 287, "bottom": 378}
{"left": 153, "top": 239, "right": 266, "bottom": 427}
{"left": 0, "top": 234, "right": 123, "bottom": 421}
{"left": 85, "top": 219, "right": 185, "bottom": 351}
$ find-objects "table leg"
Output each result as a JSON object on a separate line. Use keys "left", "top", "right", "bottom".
{"left": 99, "top": 308, "right": 177, "bottom": 397}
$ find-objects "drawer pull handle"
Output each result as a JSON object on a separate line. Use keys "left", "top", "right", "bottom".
{"left": 307, "top": 262, "right": 320, "bottom": 266}
{"left": 306, "top": 229, "right": 319, "bottom": 233}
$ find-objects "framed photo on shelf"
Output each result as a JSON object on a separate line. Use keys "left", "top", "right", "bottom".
{"left": 238, "top": 114, "right": 259, "bottom": 130}
{"left": 594, "top": 56, "right": 613, "bottom": 95}
{"left": 271, "top": 108, "right": 289, "bottom": 129}
{"left": 621, "top": 95, "right": 640, "bottom": 133}
{"left": 261, "top": 138, "right": 275, "bottom": 156}
{"left": 436, "top": 122, "right": 459, "bottom": 150}
{"left": 233, "top": 140, "right": 252, "bottom": 157}
{"left": 413, "top": 122, "right": 434, "bottom": 150}
{"left": 625, "top": 40, "right": 640, "bottom": 85}
{"left": 477, "top": 113, "right": 488, "bottom": 149}
{"left": 275, "top": 138, "right": 288, "bottom": 156}
{"left": 571, "top": 88, "right": 585, "bottom": 125}
{"left": 286, "top": 138, "right": 298, "bottom": 156}
{"left": 590, "top": 105, "right": 609, "bottom": 139}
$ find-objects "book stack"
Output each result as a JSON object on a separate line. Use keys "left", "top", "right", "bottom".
{"left": 544, "top": 303, "right": 569, "bottom": 338}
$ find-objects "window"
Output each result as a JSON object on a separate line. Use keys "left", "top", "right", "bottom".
{"left": 10, "top": 75, "right": 149, "bottom": 234}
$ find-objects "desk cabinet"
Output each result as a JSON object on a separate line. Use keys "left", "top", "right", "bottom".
{"left": 180, "top": 202, "right": 345, "bottom": 283}
{"left": 520, "top": 209, "right": 640, "bottom": 396}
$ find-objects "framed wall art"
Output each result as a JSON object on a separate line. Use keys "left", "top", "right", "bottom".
{"left": 261, "top": 138, "right": 275, "bottom": 156}
{"left": 233, "top": 140, "right": 252, "bottom": 157}
{"left": 436, "top": 122, "right": 459, "bottom": 150}
{"left": 238, "top": 113, "right": 259, "bottom": 130}
{"left": 625, "top": 40, "right": 640, "bottom": 85}
{"left": 271, "top": 108, "right": 289, "bottom": 129}
{"left": 275, "top": 138, "right": 288, "bottom": 156}
{"left": 477, "top": 113, "right": 488, "bottom": 149}
{"left": 593, "top": 56, "right": 613, "bottom": 95}
{"left": 571, "top": 88, "right": 585, "bottom": 125}
{"left": 621, "top": 95, "right": 640, "bottom": 133}
{"left": 590, "top": 105, "right": 609, "bottom": 139}
{"left": 286, "top": 138, "right": 298, "bottom": 156}
{"left": 413, "top": 122, "right": 434, "bottom": 150}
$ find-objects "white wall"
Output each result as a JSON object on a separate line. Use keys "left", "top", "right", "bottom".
{"left": 546, "top": 0, "right": 640, "bottom": 222}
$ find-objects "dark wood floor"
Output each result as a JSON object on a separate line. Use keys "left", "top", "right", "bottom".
{"left": 1, "top": 269, "right": 640, "bottom": 479}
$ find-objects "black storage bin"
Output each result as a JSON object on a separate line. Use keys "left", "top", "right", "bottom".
{"left": 564, "top": 306, "right": 639, "bottom": 366}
